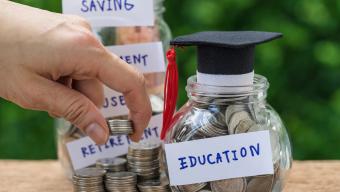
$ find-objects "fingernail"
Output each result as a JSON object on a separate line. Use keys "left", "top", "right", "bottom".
{"left": 85, "top": 123, "right": 107, "bottom": 145}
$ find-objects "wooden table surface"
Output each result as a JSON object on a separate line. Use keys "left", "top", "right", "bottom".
{"left": 0, "top": 160, "right": 339, "bottom": 192}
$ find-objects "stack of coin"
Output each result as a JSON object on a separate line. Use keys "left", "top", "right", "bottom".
{"left": 96, "top": 157, "right": 127, "bottom": 172}
{"left": 107, "top": 119, "right": 134, "bottom": 135}
{"left": 138, "top": 180, "right": 171, "bottom": 192}
{"left": 127, "top": 142, "right": 161, "bottom": 181}
{"left": 72, "top": 167, "right": 106, "bottom": 192}
{"left": 105, "top": 172, "right": 138, "bottom": 192}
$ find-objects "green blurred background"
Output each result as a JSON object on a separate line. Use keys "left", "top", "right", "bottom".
{"left": 1, "top": 0, "right": 340, "bottom": 160}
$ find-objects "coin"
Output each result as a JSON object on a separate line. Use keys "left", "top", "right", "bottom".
{"left": 127, "top": 142, "right": 162, "bottom": 181}
{"left": 73, "top": 167, "right": 106, "bottom": 192}
{"left": 96, "top": 157, "right": 127, "bottom": 172}
{"left": 107, "top": 119, "right": 134, "bottom": 135}
{"left": 138, "top": 180, "right": 171, "bottom": 192}
{"left": 228, "top": 111, "right": 252, "bottom": 134}
{"left": 177, "top": 182, "right": 207, "bottom": 192}
{"left": 211, "top": 178, "right": 247, "bottom": 192}
{"left": 105, "top": 171, "right": 138, "bottom": 192}
{"left": 246, "top": 175, "right": 273, "bottom": 192}
{"left": 235, "top": 119, "right": 255, "bottom": 134}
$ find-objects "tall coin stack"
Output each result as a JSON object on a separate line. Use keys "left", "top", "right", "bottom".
{"left": 105, "top": 172, "right": 138, "bottom": 192}
{"left": 107, "top": 119, "right": 134, "bottom": 135}
{"left": 72, "top": 167, "right": 106, "bottom": 192}
{"left": 127, "top": 142, "right": 162, "bottom": 181}
{"left": 96, "top": 157, "right": 127, "bottom": 172}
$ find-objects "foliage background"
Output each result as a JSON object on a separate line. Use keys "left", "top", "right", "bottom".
{"left": 1, "top": 0, "right": 340, "bottom": 160}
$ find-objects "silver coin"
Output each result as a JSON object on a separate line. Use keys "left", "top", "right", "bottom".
{"left": 177, "top": 182, "right": 207, "bottom": 192}
{"left": 246, "top": 175, "right": 273, "bottom": 192}
{"left": 211, "top": 178, "right": 247, "bottom": 192}
{"left": 235, "top": 119, "right": 255, "bottom": 134}
{"left": 74, "top": 167, "right": 106, "bottom": 178}
{"left": 228, "top": 111, "right": 252, "bottom": 134}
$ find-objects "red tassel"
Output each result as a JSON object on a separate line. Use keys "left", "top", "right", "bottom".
{"left": 161, "top": 47, "right": 179, "bottom": 140}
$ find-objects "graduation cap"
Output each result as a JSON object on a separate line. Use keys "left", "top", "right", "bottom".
{"left": 161, "top": 31, "right": 282, "bottom": 139}
{"left": 170, "top": 31, "right": 282, "bottom": 86}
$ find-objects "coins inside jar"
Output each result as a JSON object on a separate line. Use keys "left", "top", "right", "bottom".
{"left": 210, "top": 178, "right": 247, "bottom": 192}
{"left": 168, "top": 101, "right": 282, "bottom": 192}
{"left": 138, "top": 180, "right": 171, "bottom": 192}
{"left": 107, "top": 119, "right": 134, "bottom": 135}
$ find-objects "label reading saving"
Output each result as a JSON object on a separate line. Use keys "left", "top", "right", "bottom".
{"left": 67, "top": 114, "right": 163, "bottom": 170}
{"left": 164, "top": 131, "right": 274, "bottom": 186}
{"left": 62, "top": 0, "right": 154, "bottom": 27}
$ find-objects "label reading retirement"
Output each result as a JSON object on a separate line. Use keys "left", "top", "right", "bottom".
{"left": 62, "top": 0, "right": 154, "bottom": 27}
{"left": 164, "top": 131, "right": 274, "bottom": 186}
{"left": 67, "top": 114, "right": 163, "bottom": 170}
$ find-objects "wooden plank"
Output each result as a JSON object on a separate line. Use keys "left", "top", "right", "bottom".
{"left": 0, "top": 160, "right": 340, "bottom": 191}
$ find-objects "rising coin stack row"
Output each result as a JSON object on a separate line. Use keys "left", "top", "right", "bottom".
{"left": 72, "top": 142, "right": 170, "bottom": 192}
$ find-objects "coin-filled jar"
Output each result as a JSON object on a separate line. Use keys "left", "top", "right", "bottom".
{"left": 164, "top": 75, "right": 292, "bottom": 192}
{"left": 57, "top": 0, "right": 171, "bottom": 178}
{"left": 161, "top": 31, "right": 292, "bottom": 192}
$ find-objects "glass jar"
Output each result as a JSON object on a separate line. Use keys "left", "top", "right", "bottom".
{"left": 163, "top": 75, "right": 292, "bottom": 192}
{"left": 57, "top": 0, "right": 171, "bottom": 178}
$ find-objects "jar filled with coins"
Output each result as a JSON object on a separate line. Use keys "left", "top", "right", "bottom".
{"left": 162, "top": 31, "right": 292, "bottom": 192}
{"left": 57, "top": 0, "right": 171, "bottom": 178}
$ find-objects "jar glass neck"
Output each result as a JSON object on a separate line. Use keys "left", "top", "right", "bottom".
{"left": 154, "top": 0, "right": 165, "bottom": 16}
{"left": 186, "top": 74, "right": 269, "bottom": 105}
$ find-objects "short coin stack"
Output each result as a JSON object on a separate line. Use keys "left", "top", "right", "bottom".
{"left": 96, "top": 157, "right": 127, "bottom": 172}
{"left": 107, "top": 119, "right": 134, "bottom": 135}
{"left": 127, "top": 142, "right": 162, "bottom": 181}
{"left": 73, "top": 167, "right": 106, "bottom": 192}
{"left": 138, "top": 180, "right": 171, "bottom": 192}
{"left": 105, "top": 172, "right": 138, "bottom": 192}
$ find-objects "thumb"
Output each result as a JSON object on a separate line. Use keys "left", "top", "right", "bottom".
{"left": 26, "top": 76, "right": 109, "bottom": 145}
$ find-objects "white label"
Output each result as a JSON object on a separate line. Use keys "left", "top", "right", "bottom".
{"left": 67, "top": 114, "right": 163, "bottom": 170}
{"left": 62, "top": 0, "right": 154, "bottom": 27}
{"left": 164, "top": 131, "right": 274, "bottom": 186}
{"left": 107, "top": 42, "right": 166, "bottom": 74}
{"left": 101, "top": 42, "right": 165, "bottom": 118}
{"left": 101, "top": 88, "right": 128, "bottom": 118}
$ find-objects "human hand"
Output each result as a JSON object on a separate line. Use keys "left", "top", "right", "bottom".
{"left": 0, "top": 1, "right": 152, "bottom": 144}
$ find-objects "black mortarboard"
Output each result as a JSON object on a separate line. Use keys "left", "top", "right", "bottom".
{"left": 170, "top": 31, "right": 282, "bottom": 86}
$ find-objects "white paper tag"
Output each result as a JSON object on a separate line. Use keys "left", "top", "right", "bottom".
{"left": 100, "top": 42, "right": 165, "bottom": 118}
{"left": 107, "top": 42, "right": 166, "bottom": 74}
{"left": 67, "top": 114, "right": 163, "bottom": 170}
{"left": 101, "top": 88, "right": 128, "bottom": 118}
{"left": 62, "top": 0, "right": 154, "bottom": 27}
{"left": 164, "top": 131, "right": 274, "bottom": 186}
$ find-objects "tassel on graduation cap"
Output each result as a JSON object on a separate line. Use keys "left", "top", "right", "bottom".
{"left": 161, "top": 47, "right": 179, "bottom": 140}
